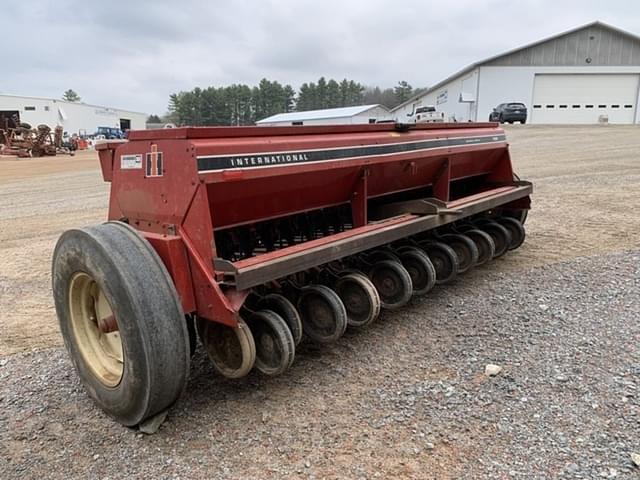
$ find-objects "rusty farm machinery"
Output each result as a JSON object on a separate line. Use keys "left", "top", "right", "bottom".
{"left": 0, "top": 123, "right": 75, "bottom": 157}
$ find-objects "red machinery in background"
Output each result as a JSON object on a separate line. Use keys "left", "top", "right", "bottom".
{"left": 52, "top": 122, "right": 531, "bottom": 426}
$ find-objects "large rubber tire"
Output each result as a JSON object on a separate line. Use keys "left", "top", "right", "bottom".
{"left": 464, "top": 229, "right": 495, "bottom": 266}
{"left": 297, "top": 285, "right": 348, "bottom": 343}
{"left": 257, "top": 293, "right": 303, "bottom": 346}
{"left": 368, "top": 260, "right": 413, "bottom": 310}
{"left": 247, "top": 310, "right": 295, "bottom": 376}
{"left": 421, "top": 241, "right": 459, "bottom": 285}
{"left": 52, "top": 222, "right": 190, "bottom": 427}
{"left": 334, "top": 273, "right": 381, "bottom": 328}
{"left": 397, "top": 247, "right": 436, "bottom": 295}
{"left": 440, "top": 233, "right": 479, "bottom": 274}
{"left": 498, "top": 217, "right": 526, "bottom": 250}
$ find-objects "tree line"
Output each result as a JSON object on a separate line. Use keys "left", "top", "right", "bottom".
{"left": 161, "top": 78, "right": 425, "bottom": 126}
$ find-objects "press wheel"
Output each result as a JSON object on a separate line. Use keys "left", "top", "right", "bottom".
{"left": 297, "top": 285, "right": 348, "bottom": 343}
{"left": 477, "top": 221, "right": 512, "bottom": 258}
{"left": 197, "top": 317, "right": 256, "bottom": 379}
{"left": 440, "top": 233, "right": 479, "bottom": 274}
{"left": 368, "top": 260, "right": 413, "bottom": 310}
{"left": 257, "top": 293, "right": 303, "bottom": 346}
{"left": 498, "top": 217, "right": 526, "bottom": 250}
{"left": 421, "top": 241, "right": 459, "bottom": 285}
{"left": 463, "top": 229, "right": 495, "bottom": 266}
{"left": 247, "top": 310, "right": 295, "bottom": 376}
{"left": 396, "top": 247, "right": 436, "bottom": 295}
{"left": 334, "top": 273, "right": 381, "bottom": 328}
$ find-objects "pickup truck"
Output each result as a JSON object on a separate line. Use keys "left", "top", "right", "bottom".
{"left": 406, "top": 105, "right": 445, "bottom": 123}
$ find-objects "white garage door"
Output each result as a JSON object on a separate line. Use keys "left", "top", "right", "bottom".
{"left": 531, "top": 74, "right": 639, "bottom": 124}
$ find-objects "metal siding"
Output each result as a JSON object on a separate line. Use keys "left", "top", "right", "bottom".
{"left": 485, "top": 25, "right": 640, "bottom": 67}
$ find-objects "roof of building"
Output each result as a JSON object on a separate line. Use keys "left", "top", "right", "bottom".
{"left": 0, "top": 93, "right": 147, "bottom": 115}
{"left": 256, "top": 104, "right": 387, "bottom": 124}
{"left": 391, "top": 21, "right": 640, "bottom": 113}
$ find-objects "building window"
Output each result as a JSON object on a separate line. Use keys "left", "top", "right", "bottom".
{"left": 44, "top": 106, "right": 50, "bottom": 111}
{"left": 585, "top": 105, "right": 594, "bottom": 108}
{"left": 546, "top": 105, "right": 555, "bottom": 108}
{"left": 598, "top": 105, "right": 606, "bottom": 108}
{"left": 624, "top": 104, "right": 633, "bottom": 108}
{"left": 368, "top": 118, "right": 376, "bottom": 124}
{"left": 559, "top": 105, "right": 568, "bottom": 109}
{"left": 24, "top": 106, "right": 36, "bottom": 111}
{"left": 533, "top": 105, "right": 541, "bottom": 109}
{"left": 292, "top": 121, "right": 303, "bottom": 126}
{"left": 572, "top": 105, "right": 581, "bottom": 108}
{"left": 611, "top": 105, "right": 620, "bottom": 108}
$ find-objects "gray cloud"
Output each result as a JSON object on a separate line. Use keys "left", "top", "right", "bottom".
{"left": 2, "top": 0, "right": 638, "bottom": 114}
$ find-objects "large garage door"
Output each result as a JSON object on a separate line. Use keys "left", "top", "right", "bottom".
{"left": 531, "top": 74, "right": 639, "bottom": 124}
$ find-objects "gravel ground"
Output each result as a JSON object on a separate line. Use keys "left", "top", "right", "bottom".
{"left": 1, "top": 248, "right": 638, "bottom": 479}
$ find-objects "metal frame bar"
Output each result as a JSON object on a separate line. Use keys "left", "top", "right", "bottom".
{"left": 219, "top": 183, "right": 532, "bottom": 290}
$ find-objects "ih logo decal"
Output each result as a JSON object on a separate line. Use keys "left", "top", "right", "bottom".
{"left": 146, "top": 144, "right": 164, "bottom": 177}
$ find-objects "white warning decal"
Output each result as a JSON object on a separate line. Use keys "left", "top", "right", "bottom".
{"left": 121, "top": 154, "right": 142, "bottom": 169}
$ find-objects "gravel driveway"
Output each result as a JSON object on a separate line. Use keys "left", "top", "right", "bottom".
{"left": 1, "top": 249, "right": 638, "bottom": 479}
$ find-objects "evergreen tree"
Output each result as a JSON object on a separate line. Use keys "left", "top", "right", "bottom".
{"left": 394, "top": 81, "right": 413, "bottom": 104}
{"left": 62, "top": 89, "right": 81, "bottom": 102}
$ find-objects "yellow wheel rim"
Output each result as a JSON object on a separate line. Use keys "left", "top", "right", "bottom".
{"left": 68, "top": 272, "right": 124, "bottom": 387}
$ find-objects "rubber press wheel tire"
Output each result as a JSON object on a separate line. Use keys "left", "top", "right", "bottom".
{"left": 478, "top": 221, "right": 512, "bottom": 258}
{"left": 334, "top": 273, "right": 381, "bottom": 328}
{"left": 257, "top": 293, "right": 303, "bottom": 346}
{"left": 247, "top": 310, "right": 295, "bottom": 376}
{"left": 498, "top": 217, "right": 526, "bottom": 250}
{"left": 297, "top": 285, "right": 348, "bottom": 344}
{"left": 396, "top": 247, "right": 436, "bottom": 295}
{"left": 463, "top": 229, "right": 496, "bottom": 266}
{"left": 421, "top": 241, "right": 459, "bottom": 285}
{"left": 197, "top": 316, "right": 256, "bottom": 379}
{"left": 368, "top": 260, "right": 413, "bottom": 310}
{"left": 52, "top": 221, "right": 190, "bottom": 427}
{"left": 440, "top": 233, "right": 479, "bottom": 274}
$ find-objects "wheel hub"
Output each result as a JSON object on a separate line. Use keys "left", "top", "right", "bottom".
{"left": 68, "top": 272, "right": 124, "bottom": 387}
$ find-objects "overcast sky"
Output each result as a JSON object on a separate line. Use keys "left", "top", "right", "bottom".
{"left": 3, "top": 0, "right": 638, "bottom": 114}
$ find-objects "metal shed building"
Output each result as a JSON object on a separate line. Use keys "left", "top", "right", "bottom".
{"left": 0, "top": 94, "right": 147, "bottom": 134}
{"left": 392, "top": 21, "right": 640, "bottom": 124}
{"left": 256, "top": 105, "right": 390, "bottom": 126}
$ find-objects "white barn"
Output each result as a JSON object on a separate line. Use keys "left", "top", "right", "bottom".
{"left": 0, "top": 94, "right": 147, "bottom": 134}
{"left": 392, "top": 22, "right": 640, "bottom": 124}
{"left": 256, "top": 104, "right": 390, "bottom": 126}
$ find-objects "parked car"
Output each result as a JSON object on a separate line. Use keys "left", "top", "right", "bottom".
{"left": 489, "top": 103, "right": 527, "bottom": 124}
{"left": 95, "top": 126, "right": 126, "bottom": 139}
